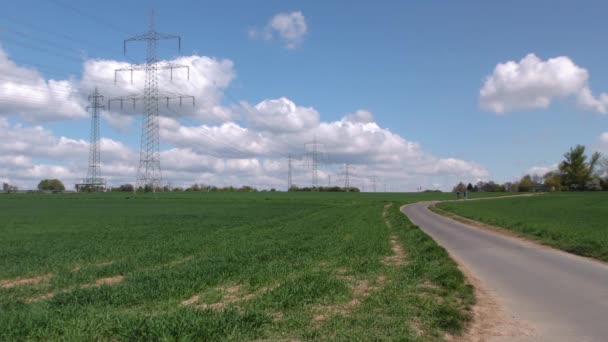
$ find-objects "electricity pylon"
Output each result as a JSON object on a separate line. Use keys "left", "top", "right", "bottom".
{"left": 109, "top": 12, "right": 194, "bottom": 191}
{"left": 371, "top": 175, "right": 378, "bottom": 192}
{"left": 304, "top": 137, "right": 325, "bottom": 189}
{"left": 76, "top": 87, "right": 106, "bottom": 192}
{"left": 339, "top": 163, "right": 351, "bottom": 190}
{"left": 287, "top": 154, "right": 293, "bottom": 190}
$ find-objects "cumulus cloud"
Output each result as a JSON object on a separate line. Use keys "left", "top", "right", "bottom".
{"left": 81, "top": 55, "right": 236, "bottom": 123}
{"left": 0, "top": 47, "right": 87, "bottom": 121}
{"left": 596, "top": 132, "right": 608, "bottom": 154}
{"left": 241, "top": 97, "right": 319, "bottom": 133}
{"left": 480, "top": 53, "right": 608, "bottom": 114}
{"left": 343, "top": 110, "right": 375, "bottom": 124}
{"left": 1, "top": 103, "right": 490, "bottom": 191}
{"left": 526, "top": 165, "right": 556, "bottom": 177}
{"left": 249, "top": 11, "right": 308, "bottom": 49}
{"left": 101, "top": 110, "right": 135, "bottom": 132}
{"left": 160, "top": 98, "right": 490, "bottom": 189}
{"left": 0, "top": 118, "right": 135, "bottom": 188}
{"left": 0, "top": 44, "right": 489, "bottom": 191}
{"left": 0, "top": 45, "right": 236, "bottom": 126}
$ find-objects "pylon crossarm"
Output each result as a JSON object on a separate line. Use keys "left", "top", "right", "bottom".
{"left": 124, "top": 32, "right": 181, "bottom": 54}
{"left": 107, "top": 92, "right": 143, "bottom": 110}
{"left": 156, "top": 92, "right": 195, "bottom": 107}
{"left": 157, "top": 63, "right": 189, "bottom": 80}
{"left": 114, "top": 63, "right": 189, "bottom": 83}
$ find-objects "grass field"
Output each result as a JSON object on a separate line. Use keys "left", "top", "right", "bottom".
{"left": 1, "top": 191, "right": 480, "bottom": 341}
{"left": 436, "top": 193, "right": 608, "bottom": 262}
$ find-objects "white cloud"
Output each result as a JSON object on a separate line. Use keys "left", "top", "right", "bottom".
{"left": 0, "top": 47, "right": 87, "bottom": 121}
{"left": 0, "top": 118, "right": 135, "bottom": 189}
{"left": 80, "top": 55, "right": 236, "bottom": 123}
{"left": 0, "top": 45, "right": 236, "bottom": 125}
{"left": 249, "top": 11, "right": 308, "bottom": 49}
{"left": 343, "top": 110, "right": 375, "bottom": 124}
{"left": 526, "top": 165, "right": 556, "bottom": 177}
{"left": 161, "top": 98, "right": 490, "bottom": 190}
{"left": 101, "top": 110, "right": 134, "bottom": 131}
{"left": 0, "top": 44, "right": 489, "bottom": 191}
{"left": 596, "top": 132, "right": 608, "bottom": 154}
{"left": 480, "top": 53, "right": 608, "bottom": 114}
{"left": 241, "top": 97, "right": 319, "bottom": 133}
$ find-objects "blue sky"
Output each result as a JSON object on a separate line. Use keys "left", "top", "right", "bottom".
{"left": 1, "top": 0, "right": 607, "bottom": 190}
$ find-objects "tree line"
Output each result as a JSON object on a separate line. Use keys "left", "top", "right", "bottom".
{"left": 453, "top": 144, "right": 607, "bottom": 192}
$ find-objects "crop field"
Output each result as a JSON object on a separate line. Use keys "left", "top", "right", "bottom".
{"left": 436, "top": 193, "right": 608, "bottom": 262}
{"left": 0, "top": 191, "right": 481, "bottom": 341}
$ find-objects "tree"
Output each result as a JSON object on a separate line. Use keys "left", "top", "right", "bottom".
{"left": 467, "top": 183, "right": 474, "bottom": 191}
{"left": 187, "top": 183, "right": 201, "bottom": 192}
{"left": 503, "top": 181, "right": 516, "bottom": 192}
{"left": 518, "top": 175, "right": 533, "bottom": 192}
{"left": 111, "top": 184, "right": 134, "bottom": 192}
{"left": 2, "top": 182, "right": 17, "bottom": 193}
{"left": 543, "top": 171, "right": 562, "bottom": 191}
{"left": 38, "top": 179, "right": 65, "bottom": 191}
{"left": 452, "top": 182, "right": 467, "bottom": 193}
{"left": 601, "top": 178, "right": 608, "bottom": 191}
{"left": 586, "top": 177, "right": 602, "bottom": 191}
{"left": 558, "top": 145, "right": 601, "bottom": 191}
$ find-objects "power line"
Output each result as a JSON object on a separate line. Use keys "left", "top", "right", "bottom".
{"left": 48, "top": 0, "right": 131, "bottom": 35}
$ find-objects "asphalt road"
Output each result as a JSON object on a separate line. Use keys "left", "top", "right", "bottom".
{"left": 402, "top": 201, "right": 608, "bottom": 342}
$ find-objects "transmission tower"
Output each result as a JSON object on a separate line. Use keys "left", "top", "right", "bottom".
{"left": 287, "top": 154, "right": 293, "bottom": 190}
{"left": 339, "top": 163, "right": 351, "bottom": 190}
{"left": 109, "top": 12, "right": 194, "bottom": 191}
{"left": 76, "top": 87, "right": 106, "bottom": 192}
{"left": 371, "top": 175, "right": 378, "bottom": 192}
{"left": 304, "top": 137, "right": 325, "bottom": 189}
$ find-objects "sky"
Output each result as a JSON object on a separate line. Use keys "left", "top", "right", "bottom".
{"left": 1, "top": 0, "right": 608, "bottom": 191}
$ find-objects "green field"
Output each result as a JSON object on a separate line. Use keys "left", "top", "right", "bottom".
{"left": 436, "top": 193, "right": 608, "bottom": 261}
{"left": 1, "top": 192, "right": 478, "bottom": 341}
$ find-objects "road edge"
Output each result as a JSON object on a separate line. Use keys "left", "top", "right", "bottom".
{"left": 399, "top": 202, "right": 536, "bottom": 341}
{"left": 428, "top": 200, "right": 608, "bottom": 267}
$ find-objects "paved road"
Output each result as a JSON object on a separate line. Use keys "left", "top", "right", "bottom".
{"left": 402, "top": 201, "right": 608, "bottom": 342}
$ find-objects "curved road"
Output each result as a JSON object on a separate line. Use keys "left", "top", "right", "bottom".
{"left": 402, "top": 201, "right": 608, "bottom": 342}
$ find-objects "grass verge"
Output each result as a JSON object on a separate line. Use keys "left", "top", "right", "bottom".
{"left": 435, "top": 193, "right": 608, "bottom": 262}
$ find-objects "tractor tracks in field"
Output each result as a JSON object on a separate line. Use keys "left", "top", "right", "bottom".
{"left": 382, "top": 203, "right": 408, "bottom": 267}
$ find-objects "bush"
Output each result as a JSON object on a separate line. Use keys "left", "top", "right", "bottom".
{"left": 112, "top": 184, "right": 134, "bottom": 192}
{"left": 37, "top": 179, "right": 65, "bottom": 191}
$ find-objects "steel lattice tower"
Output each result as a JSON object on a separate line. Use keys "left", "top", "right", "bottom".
{"left": 87, "top": 88, "right": 103, "bottom": 184}
{"left": 305, "top": 137, "right": 324, "bottom": 189}
{"left": 287, "top": 154, "right": 293, "bottom": 190}
{"left": 339, "top": 163, "right": 351, "bottom": 190}
{"left": 109, "top": 13, "right": 194, "bottom": 191}
{"left": 76, "top": 88, "right": 106, "bottom": 191}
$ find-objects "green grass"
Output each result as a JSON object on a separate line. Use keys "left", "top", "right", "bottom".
{"left": 436, "top": 192, "right": 608, "bottom": 261}
{"left": 0, "top": 192, "right": 475, "bottom": 341}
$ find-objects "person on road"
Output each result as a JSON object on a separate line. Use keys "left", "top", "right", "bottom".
{"left": 456, "top": 191, "right": 460, "bottom": 199}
